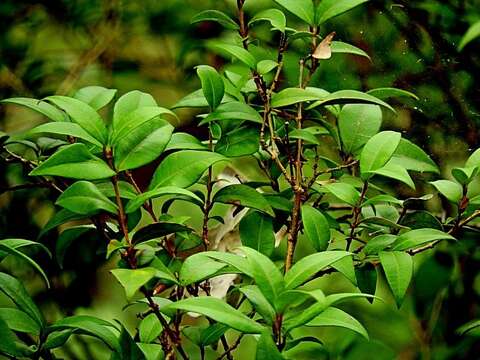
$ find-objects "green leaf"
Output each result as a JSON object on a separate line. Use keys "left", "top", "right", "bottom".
{"left": 139, "top": 314, "right": 162, "bottom": 344}
{"left": 210, "top": 43, "right": 256, "bottom": 69}
{"left": 213, "top": 184, "right": 274, "bottom": 216}
{"left": 322, "top": 182, "right": 360, "bottom": 206}
{"left": 331, "top": 256, "right": 357, "bottom": 285}
{"left": 199, "top": 101, "right": 262, "bottom": 125}
{"left": 241, "top": 247, "right": 285, "bottom": 307}
{"left": 216, "top": 126, "right": 260, "bottom": 157}
{"left": 0, "top": 308, "right": 41, "bottom": 335}
{"left": 355, "top": 263, "right": 377, "bottom": 300}
{"left": 306, "top": 307, "right": 368, "bottom": 339}
{"left": 367, "top": 87, "right": 419, "bottom": 100}
{"left": 165, "top": 132, "right": 206, "bottom": 151}
{"left": 42, "top": 329, "right": 74, "bottom": 350}
{"left": 114, "top": 118, "right": 173, "bottom": 171}
{"left": 191, "top": 10, "right": 238, "bottom": 30}
{"left": 315, "top": 0, "right": 369, "bottom": 25}
{"left": 330, "top": 41, "right": 370, "bottom": 59}
{"left": 388, "top": 138, "right": 439, "bottom": 173}
{"left": 458, "top": 21, "right": 480, "bottom": 51}
{"left": 284, "top": 251, "right": 351, "bottom": 289}
{"left": 56, "top": 225, "right": 94, "bottom": 268}
{"left": 308, "top": 90, "right": 394, "bottom": 112}
{"left": 256, "top": 330, "right": 285, "bottom": 359}
{"left": 339, "top": 104, "right": 382, "bottom": 154}
{"left": 113, "top": 326, "right": 146, "bottom": 360}
{"left": 150, "top": 150, "right": 227, "bottom": 189}
{"left": 0, "top": 317, "right": 30, "bottom": 357}
{"left": 29, "top": 143, "right": 115, "bottom": 180}
{"left": 369, "top": 162, "right": 415, "bottom": 189}
{"left": 196, "top": 65, "right": 225, "bottom": 110}
{"left": 257, "top": 60, "right": 279, "bottom": 75}
{"left": 239, "top": 211, "right": 275, "bottom": 256}
{"left": 199, "top": 323, "right": 229, "bottom": 346}
{"left": 111, "top": 268, "right": 157, "bottom": 300}
{"left": 202, "top": 251, "right": 253, "bottom": 277}
{"left": 273, "top": 0, "right": 315, "bottom": 25}
{"left": 360, "top": 131, "right": 401, "bottom": 178}
{"left": 363, "top": 234, "right": 397, "bottom": 255}
{"left": 456, "top": 319, "right": 480, "bottom": 335}
{"left": 361, "top": 194, "right": 403, "bottom": 207}
{"left": 74, "top": 86, "right": 117, "bottom": 110}
{"left": 172, "top": 89, "right": 234, "bottom": 109}
{"left": 379, "top": 251, "right": 413, "bottom": 308}
{"left": 163, "top": 296, "right": 264, "bottom": 333}
{"left": 271, "top": 88, "right": 323, "bottom": 108}
{"left": 56, "top": 181, "right": 118, "bottom": 215}
{"left": 113, "top": 90, "right": 157, "bottom": 130}
{"left": 126, "top": 186, "right": 202, "bottom": 213}
{"left": 28, "top": 122, "right": 103, "bottom": 147}
{"left": 288, "top": 128, "right": 321, "bottom": 145}
{"left": 249, "top": 9, "right": 286, "bottom": 32}
{"left": 0, "top": 272, "right": 45, "bottom": 328}
{"left": 466, "top": 148, "right": 480, "bottom": 168}
{"left": 0, "top": 238, "right": 51, "bottom": 260}
{"left": 48, "top": 315, "right": 120, "bottom": 352}
{"left": 301, "top": 205, "right": 330, "bottom": 251}
{"left": 238, "top": 285, "right": 276, "bottom": 325}
{"left": 1, "top": 97, "right": 65, "bottom": 122}
{"left": 452, "top": 166, "right": 478, "bottom": 185}
{"left": 132, "top": 222, "right": 192, "bottom": 244}
{"left": 391, "top": 228, "right": 455, "bottom": 251}
{"left": 39, "top": 209, "right": 86, "bottom": 238}
{"left": 430, "top": 180, "right": 463, "bottom": 203}
{"left": 46, "top": 96, "right": 108, "bottom": 144}
{"left": 179, "top": 253, "right": 227, "bottom": 285}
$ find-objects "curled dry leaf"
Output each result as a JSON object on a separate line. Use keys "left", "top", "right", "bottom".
{"left": 313, "top": 31, "right": 336, "bottom": 60}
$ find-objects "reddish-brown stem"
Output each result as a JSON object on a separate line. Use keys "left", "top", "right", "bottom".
{"left": 346, "top": 182, "right": 368, "bottom": 251}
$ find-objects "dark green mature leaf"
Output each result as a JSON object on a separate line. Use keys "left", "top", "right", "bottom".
{"left": 367, "top": 87, "right": 419, "bottom": 100}
{"left": 256, "top": 330, "right": 285, "bottom": 359}
{"left": 0, "top": 273, "right": 44, "bottom": 328}
{"left": 430, "top": 180, "right": 463, "bottom": 203}
{"left": 274, "top": 0, "right": 315, "bottom": 25}
{"left": 216, "top": 126, "right": 260, "bottom": 157}
{"left": 0, "top": 317, "right": 30, "bottom": 357}
{"left": 56, "top": 181, "right": 117, "bottom": 215}
{"left": 43, "top": 329, "right": 74, "bottom": 350}
{"left": 29, "top": 143, "right": 115, "bottom": 180}
{"left": 56, "top": 225, "right": 94, "bottom": 268}
{"left": 126, "top": 187, "right": 202, "bottom": 214}
{"left": 271, "top": 88, "right": 323, "bottom": 107}
{"left": 111, "top": 268, "right": 157, "bottom": 300}
{"left": 172, "top": 89, "right": 235, "bottom": 109}
{"left": 392, "top": 229, "right": 455, "bottom": 251}
{"left": 249, "top": 9, "right": 286, "bottom": 32}
{"left": 48, "top": 316, "right": 120, "bottom": 352}
{"left": 308, "top": 90, "right": 394, "bottom": 112}
{"left": 306, "top": 307, "right": 368, "bottom": 339}
{"left": 388, "top": 138, "right": 439, "bottom": 174}
{"left": 179, "top": 253, "right": 227, "bottom": 285}
{"left": 370, "top": 162, "right": 415, "bottom": 189}
{"left": 210, "top": 44, "right": 256, "bottom": 68}
{"left": 46, "top": 96, "right": 108, "bottom": 144}
{"left": 322, "top": 182, "right": 360, "bottom": 206}
{"left": 339, "top": 104, "right": 382, "bottom": 154}
{"left": 363, "top": 234, "right": 397, "bottom": 255}
{"left": 360, "top": 131, "right": 401, "bottom": 178}
{"left": 163, "top": 297, "right": 264, "bottom": 333}
{"left": 213, "top": 184, "right": 274, "bottom": 216}
{"left": 112, "top": 326, "right": 146, "bottom": 360}
{"left": 301, "top": 205, "right": 330, "bottom": 251}
{"left": 238, "top": 285, "right": 276, "bottom": 325}
{"left": 289, "top": 128, "right": 321, "bottom": 145}
{"left": 379, "top": 251, "right": 413, "bottom": 308}
{"left": 165, "top": 133, "right": 206, "bottom": 151}
{"left": 1, "top": 97, "right": 65, "bottom": 122}
{"left": 150, "top": 150, "right": 227, "bottom": 189}
{"left": 315, "top": 0, "right": 369, "bottom": 25}
{"left": 132, "top": 222, "right": 192, "bottom": 244}
{"left": 239, "top": 211, "right": 275, "bottom": 256}
{"left": 0, "top": 308, "right": 41, "bottom": 335}
{"left": 191, "top": 10, "right": 239, "bottom": 30}
{"left": 456, "top": 319, "right": 480, "bottom": 335}
{"left": 200, "top": 101, "right": 262, "bottom": 125}
{"left": 113, "top": 90, "right": 157, "bottom": 129}
{"left": 197, "top": 65, "right": 225, "bottom": 110}
{"left": 458, "top": 21, "right": 480, "bottom": 51}
{"left": 284, "top": 251, "right": 351, "bottom": 289}
{"left": 74, "top": 86, "right": 117, "bottom": 110}
{"left": 452, "top": 166, "right": 478, "bottom": 185}
{"left": 361, "top": 194, "right": 403, "bottom": 207}
{"left": 39, "top": 209, "right": 86, "bottom": 238}
{"left": 0, "top": 238, "right": 51, "bottom": 260}
{"left": 356, "top": 263, "right": 377, "bottom": 300}
{"left": 28, "top": 122, "right": 103, "bottom": 147}
{"left": 330, "top": 41, "right": 370, "bottom": 59}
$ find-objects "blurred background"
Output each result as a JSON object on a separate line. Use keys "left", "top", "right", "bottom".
{"left": 0, "top": 0, "right": 479, "bottom": 359}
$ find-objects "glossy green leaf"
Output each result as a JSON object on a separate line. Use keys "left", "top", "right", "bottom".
{"left": 199, "top": 101, "right": 262, "bottom": 125}
{"left": 392, "top": 228, "right": 455, "bottom": 251}
{"left": 172, "top": 89, "right": 234, "bottom": 109}
{"left": 163, "top": 296, "right": 264, "bottom": 333}
{"left": 249, "top": 9, "right": 286, "bottom": 32}
{"left": 28, "top": 122, "right": 103, "bottom": 147}
{"left": 56, "top": 225, "right": 94, "bottom": 268}
{"left": 29, "top": 143, "right": 115, "bottom": 180}
{"left": 132, "top": 222, "right": 192, "bottom": 244}
{"left": 0, "top": 317, "right": 30, "bottom": 357}
{"left": 179, "top": 253, "right": 227, "bottom": 285}
{"left": 315, "top": 0, "right": 369, "bottom": 24}
{"left": 367, "top": 87, "right": 419, "bottom": 100}
{"left": 239, "top": 211, "right": 275, "bottom": 256}
{"left": 165, "top": 132, "right": 206, "bottom": 151}
{"left": 363, "top": 234, "right": 397, "bottom": 255}
{"left": 0, "top": 238, "right": 51, "bottom": 260}
{"left": 210, "top": 43, "right": 256, "bottom": 68}
{"left": 257, "top": 60, "right": 279, "bottom": 75}
{"left": 46, "top": 96, "right": 108, "bottom": 144}
{"left": 331, "top": 256, "right": 357, "bottom": 285}
{"left": 456, "top": 319, "right": 480, "bottom": 335}
{"left": 74, "top": 86, "right": 117, "bottom": 110}
{"left": 306, "top": 307, "right": 368, "bottom": 339}
{"left": 150, "top": 150, "right": 227, "bottom": 189}
{"left": 301, "top": 205, "right": 330, "bottom": 251}
{"left": 113, "top": 90, "right": 157, "bottom": 129}
{"left": 458, "top": 21, "right": 480, "bottom": 51}
{"left": 361, "top": 194, "right": 403, "bottom": 207}
{"left": 466, "top": 148, "right": 480, "bottom": 168}
{"left": 213, "top": 184, "right": 274, "bottom": 216}
{"left": 355, "top": 263, "right": 377, "bottom": 300}
{"left": 308, "top": 90, "right": 394, "bottom": 112}
{"left": 430, "top": 180, "right": 463, "bottom": 203}
{"left": 388, "top": 138, "right": 439, "bottom": 173}
{"left": 197, "top": 65, "right": 225, "bottom": 110}
{"left": 139, "top": 314, "right": 163, "bottom": 344}
{"left": 360, "top": 131, "right": 401, "bottom": 178}
{"left": 111, "top": 268, "right": 157, "bottom": 300}
{"left": 331, "top": 41, "right": 370, "bottom": 59}
{"left": 289, "top": 128, "right": 321, "bottom": 145}
{"left": 1, "top": 97, "right": 65, "bottom": 122}
{"left": 285, "top": 251, "right": 351, "bottom": 289}
{"left": 191, "top": 10, "right": 238, "bottom": 30}
{"left": 216, "top": 126, "right": 260, "bottom": 157}
{"left": 238, "top": 285, "right": 276, "bottom": 325}
{"left": 256, "top": 330, "right": 285, "bottom": 359}
{"left": 202, "top": 251, "right": 253, "bottom": 277}
{"left": 322, "top": 182, "right": 360, "bottom": 206}
{"left": 379, "top": 251, "right": 413, "bottom": 308}
{"left": 56, "top": 181, "right": 117, "bottom": 215}
{"left": 126, "top": 186, "right": 202, "bottom": 213}
{"left": 452, "top": 166, "right": 478, "bottom": 185}
{"left": 274, "top": 0, "right": 315, "bottom": 25}
{"left": 271, "top": 88, "right": 322, "bottom": 108}
{"left": 369, "top": 162, "right": 415, "bottom": 189}
{"left": 0, "top": 307, "right": 40, "bottom": 335}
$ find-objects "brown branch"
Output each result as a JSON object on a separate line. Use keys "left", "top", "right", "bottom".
{"left": 346, "top": 182, "right": 368, "bottom": 251}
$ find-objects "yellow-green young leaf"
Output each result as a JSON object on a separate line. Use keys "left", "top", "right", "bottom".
{"left": 238, "top": 285, "right": 276, "bottom": 325}
{"left": 391, "top": 228, "right": 455, "bottom": 251}
{"left": 322, "top": 182, "right": 360, "bottom": 206}
{"left": 111, "top": 268, "right": 157, "bottom": 300}
{"left": 191, "top": 10, "right": 239, "bottom": 30}
{"left": 274, "top": 0, "right": 315, "bottom": 25}
{"left": 379, "top": 251, "right": 413, "bottom": 308}
{"left": 458, "top": 21, "right": 480, "bottom": 51}
{"left": 213, "top": 184, "right": 274, "bottom": 216}
{"left": 256, "top": 330, "right": 285, "bottom": 360}
{"left": 301, "top": 205, "right": 330, "bottom": 251}
{"left": 315, "top": 0, "right": 368, "bottom": 25}
{"left": 388, "top": 138, "right": 439, "bottom": 174}
{"left": 113, "top": 90, "right": 157, "bottom": 130}
{"left": 149, "top": 150, "right": 227, "bottom": 189}
{"left": 0, "top": 308, "right": 41, "bottom": 335}
{"left": 257, "top": 60, "right": 278, "bottom": 75}
{"left": 360, "top": 131, "right": 401, "bottom": 179}
{"left": 139, "top": 314, "right": 162, "bottom": 344}
{"left": 29, "top": 143, "right": 115, "bottom": 180}
{"left": 367, "top": 87, "right": 419, "bottom": 100}
{"left": 239, "top": 211, "right": 275, "bottom": 256}
{"left": 179, "top": 253, "right": 227, "bottom": 286}
{"left": 28, "top": 122, "right": 103, "bottom": 147}
{"left": 330, "top": 41, "right": 370, "bottom": 59}
{"left": 74, "top": 86, "right": 117, "bottom": 110}
{"left": 285, "top": 251, "right": 351, "bottom": 289}
{"left": 56, "top": 181, "right": 118, "bottom": 215}
{"left": 306, "top": 307, "right": 369, "bottom": 339}
{"left": 430, "top": 180, "right": 463, "bottom": 203}
{"left": 249, "top": 9, "right": 286, "bottom": 32}
{"left": 46, "top": 96, "right": 108, "bottom": 144}
{"left": 308, "top": 90, "right": 394, "bottom": 112}
{"left": 1, "top": 97, "right": 65, "bottom": 122}
{"left": 210, "top": 43, "right": 256, "bottom": 69}
{"left": 196, "top": 65, "right": 225, "bottom": 110}
{"left": 163, "top": 296, "right": 264, "bottom": 334}
{"left": 466, "top": 148, "right": 480, "bottom": 168}
{"left": 339, "top": 104, "right": 382, "bottom": 155}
